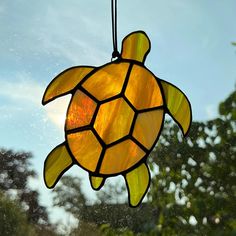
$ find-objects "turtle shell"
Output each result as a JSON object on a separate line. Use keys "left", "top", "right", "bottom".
{"left": 65, "top": 60, "right": 164, "bottom": 176}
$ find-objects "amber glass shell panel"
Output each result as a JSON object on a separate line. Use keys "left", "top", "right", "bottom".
{"left": 125, "top": 65, "right": 163, "bottom": 110}
{"left": 66, "top": 90, "right": 97, "bottom": 130}
{"left": 94, "top": 98, "right": 134, "bottom": 144}
{"left": 67, "top": 131, "right": 102, "bottom": 172}
{"left": 133, "top": 109, "right": 164, "bottom": 149}
{"left": 82, "top": 62, "right": 129, "bottom": 101}
{"left": 100, "top": 140, "right": 146, "bottom": 175}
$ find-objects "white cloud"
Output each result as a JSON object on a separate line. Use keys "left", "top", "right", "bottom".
{"left": 40, "top": 34, "right": 109, "bottom": 66}
{"left": 0, "top": 73, "right": 43, "bottom": 105}
{"left": 205, "top": 104, "right": 217, "bottom": 120}
{"left": 31, "top": 3, "right": 110, "bottom": 66}
{"left": 0, "top": 74, "right": 70, "bottom": 129}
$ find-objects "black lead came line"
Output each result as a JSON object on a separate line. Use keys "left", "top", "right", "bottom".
{"left": 111, "top": 0, "right": 120, "bottom": 59}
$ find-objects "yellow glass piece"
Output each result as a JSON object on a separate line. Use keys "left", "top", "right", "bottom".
{"left": 133, "top": 109, "right": 164, "bottom": 149}
{"left": 44, "top": 143, "right": 73, "bottom": 188}
{"left": 125, "top": 163, "right": 150, "bottom": 207}
{"left": 100, "top": 140, "right": 146, "bottom": 175}
{"left": 66, "top": 90, "right": 97, "bottom": 130}
{"left": 121, "top": 31, "right": 150, "bottom": 62}
{"left": 67, "top": 131, "right": 102, "bottom": 172}
{"left": 43, "top": 67, "right": 94, "bottom": 104}
{"left": 82, "top": 62, "right": 129, "bottom": 101}
{"left": 125, "top": 65, "right": 163, "bottom": 110}
{"left": 161, "top": 80, "right": 191, "bottom": 135}
{"left": 90, "top": 176, "right": 105, "bottom": 190}
{"left": 94, "top": 98, "right": 134, "bottom": 144}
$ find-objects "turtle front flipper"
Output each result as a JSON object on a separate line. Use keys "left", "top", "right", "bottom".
{"left": 44, "top": 143, "right": 73, "bottom": 188}
{"left": 121, "top": 31, "right": 151, "bottom": 63}
{"left": 89, "top": 175, "right": 106, "bottom": 190}
{"left": 160, "top": 80, "right": 192, "bottom": 136}
{"left": 42, "top": 66, "right": 95, "bottom": 105}
{"left": 124, "top": 163, "right": 150, "bottom": 207}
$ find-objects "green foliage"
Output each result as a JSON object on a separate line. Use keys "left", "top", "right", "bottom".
{"left": 52, "top": 89, "right": 236, "bottom": 236}
{"left": 53, "top": 176, "right": 86, "bottom": 218}
{"left": 147, "top": 89, "right": 236, "bottom": 235}
{"left": 0, "top": 149, "right": 35, "bottom": 191}
{"left": 0, "top": 148, "right": 57, "bottom": 235}
{"left": 0, "top": 192, "right": 36, "bottom": 236}
{"left": 53, "top": 178, "right": 158, "bottom": 234}
{"left": 100, "top": 224, "right": 135, "bottom": 236}
{"left": 219, "top": 88, "right": 236, "bottom": 118}
{"left": 70, "top": 222, "right": 101, "bottom": 236}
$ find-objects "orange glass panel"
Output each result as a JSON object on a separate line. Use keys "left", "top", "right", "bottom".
{"left": 67, "top": 131, "right": 102, "bottom": 172}
{"left": 121, "top": 32, "right": 150, "bottom": 63}
{"left": 43, "top": 67, "right": 94, "bottom": 104}
{"left": 94, "top": 98, "right": 134, "bottom": 144}
{"left": 82, "top": 62, "right": 129, "bottom": 101}
{"left": 100, "top": 140, "right": 146, "bottom": 175}
{"left": 66, "top": 90, "right": 97, "bottom": 130}
{"left": 125, "top": 65, "right": 163, "bottom": 110}
{"left": 161, "top": 80, "right": 191, "bottom": 135}
{"left": 133, "top": 109, "right": 164, "bottom": 149}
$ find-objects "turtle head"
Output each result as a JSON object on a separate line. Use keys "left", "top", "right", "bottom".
{"left": 121, "top": 31, "right": 151, "bottom": 64}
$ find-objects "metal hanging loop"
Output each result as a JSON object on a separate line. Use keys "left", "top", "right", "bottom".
{"left": 111, "top": 0, "right": 120, "bottom": 60}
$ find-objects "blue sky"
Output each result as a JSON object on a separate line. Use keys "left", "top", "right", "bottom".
{"left": 0, "top": 0, "right": 235, "bottom": 227}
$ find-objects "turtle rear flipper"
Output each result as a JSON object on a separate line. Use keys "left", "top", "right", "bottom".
{"left": 44, "top": 143, "right": 73, "bottom": 188}
{"left": 42, "top": 66, "right": 95, "bottom": 105}
{"left": 124, "top": 163, "right": 150, "bottom": 207}
{"left": 160, "top": 80, "right": 192, "bottom": 136}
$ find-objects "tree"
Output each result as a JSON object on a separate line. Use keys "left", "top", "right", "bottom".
{"left": 52, "top": 89, "right": 236, "bottom": 236}
{"left": 0, "top": 148, "right": 57, "bottom": 235}
{"left": 0, "top": 149, "right": 35, "bottom": 192}
{"left": 147, "top": 88, "right": 236, "bottom": 235}
{"left": 0, "top": 192, "right": 36, "bottom": 236}
{"left": 53, "top": 176, "right": 86, "bottom": 218}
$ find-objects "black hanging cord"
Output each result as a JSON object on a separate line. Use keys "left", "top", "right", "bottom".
{"left": 111, "top": 0, "right": 120, "bottom": 59}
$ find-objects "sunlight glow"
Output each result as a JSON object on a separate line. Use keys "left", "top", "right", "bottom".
{"left": 45, "top": 95, "right": 71, "bottom": 129}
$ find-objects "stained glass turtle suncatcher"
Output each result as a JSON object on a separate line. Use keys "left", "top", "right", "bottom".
{"left": 42, "top": 31, "right": 192, "bottom": 207}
